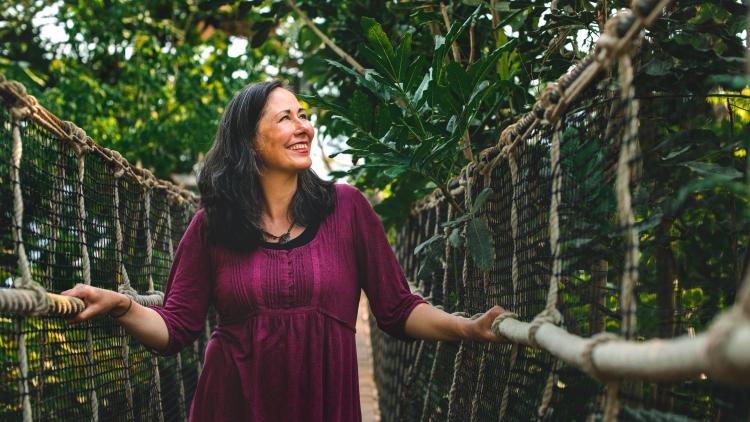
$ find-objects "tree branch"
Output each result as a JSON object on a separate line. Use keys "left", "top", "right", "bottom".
{"left": 285, "top": 0, "right": 366, "bottom": 75}
{"left": 440, "top": 2, "right": 462, "bottom": 63}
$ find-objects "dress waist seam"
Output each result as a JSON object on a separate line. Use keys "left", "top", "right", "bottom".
{"left": 216, "top": 307, "right": 356, "bottom": 332}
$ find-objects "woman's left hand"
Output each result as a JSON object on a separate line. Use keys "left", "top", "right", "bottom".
{"left": 462, "top": 305, "right": 511, "bottom": 343}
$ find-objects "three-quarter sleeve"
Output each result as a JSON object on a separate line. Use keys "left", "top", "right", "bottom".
{"left": 149, "top": 209, "right": 213, "bottom": 356}
{"left": 350, "top": 187, "right": 427, "bottom": 341}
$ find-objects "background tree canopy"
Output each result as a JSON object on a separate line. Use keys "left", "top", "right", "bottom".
{"left": 1, "top": 0, "right": 747, "bottom": 227}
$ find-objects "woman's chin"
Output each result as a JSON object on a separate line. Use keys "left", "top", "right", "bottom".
{"left": 292, "top": 158, "right": 313, "bottom": 172}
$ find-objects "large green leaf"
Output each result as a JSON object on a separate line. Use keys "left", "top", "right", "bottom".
{"left": 360, "top": 17, "right": 397, "bottom": 78}
{"left": 680, "top": 162, "right": 743, "bottom": 180}
{"left": 466, "top": 217, "right": 495, "bottom": 272}
{"left": 470, "top": 187, "right": 494, "bottom": 213}
{"left": 414, "top": 233, "right": 444, "bottom": 256}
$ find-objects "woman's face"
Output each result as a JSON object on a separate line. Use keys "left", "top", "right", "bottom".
{"left": 255, "top": 87, "right": 314, "bottom": 174}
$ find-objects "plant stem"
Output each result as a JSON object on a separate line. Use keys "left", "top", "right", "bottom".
{"left": 427, "top": 174, "right": 464, "bottom": 214}
{"left": 440, "top": 2, "right": 462, "bottom": 64}
{"left": 285, "top": 0, "right": 366, "bottom": 75}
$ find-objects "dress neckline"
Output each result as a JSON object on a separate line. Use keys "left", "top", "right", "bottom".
{"left": 260, "top": 222, "right": 320, "bottom": 250}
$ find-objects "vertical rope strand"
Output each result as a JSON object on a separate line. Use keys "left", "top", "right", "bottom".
{"left": 10, "top": 108, "right": 46, "bottom": 422}
{"left": 144, "top": 188, "right": 174, "bottom": 421}
{"left": 112, "top": 171, "right": 135, "bottom": 422}
{"left": 470, "top": 172, "right": 496, "bottom": 422}
{"left": 469, "top": 343, "right": 490, "bottom": 422}
{"left": 616, "top": 53, "right": 640, "bottom": 340}
{"left": 74, "top": 152, "right": 99, "bottom": 422}
{"left": 10, "top": 110, "right": 48, "bottom": 312}
{"left": 441, "top": 205, "right": 455, "bottom": 310}
{"left": 419, "top": 341, "right": 443, "bottom": 422}
{"left": 37, "top": 147, "right": 66, "bottom": 418}
{"left": 17, "top": 319, "right": 32, "bottom": 422}
{"left": 447, "top": 170, "right": 474, "bottom": 422}
{"left": 535, "top": 120, "right": 566, "bottom": 419}
{"left": 498, "top": 149, "right": 521, "bottom": 421}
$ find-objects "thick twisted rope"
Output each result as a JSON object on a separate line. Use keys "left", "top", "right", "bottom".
{"left": 111, "top": 169, "right": 136, "bottom": 422}
{"left": 16, "top": 319, "right": 32, "bottom": 422}
{"left": 9, "top": 104, "right": 50, "bottom": 315}
{"left": 494, "top": 133, "right": 527, "bottom": 421}
{"left": 616, "top": 53, "right": 640, "bottom": 340}
{"left": 446, "top": 170, "right": 475, "bottom": 422}
{"left": 137, "top": 187, "right": 167, "bottom": 422}
{"left": 8, "top": 99, "right": 42, "bottom": 422}
{"left": 531, "top": 120, "right": 566, "bottom": 419}
{"left": 68, "top": 138, "right": 100, "bottom": 422}
{"left": 419, "top": 341, "right": 443, "bottom": 422}
{"left": 469, "top": 163, "right": 501, "bottom": 422}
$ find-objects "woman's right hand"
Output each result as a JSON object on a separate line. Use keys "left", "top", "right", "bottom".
{"left": 61, "top": 284, "right": 130, "bottom": 323}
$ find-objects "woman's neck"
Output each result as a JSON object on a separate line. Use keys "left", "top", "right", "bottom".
{"left": 259, "top": 170, "right": 298, "bottom": 224}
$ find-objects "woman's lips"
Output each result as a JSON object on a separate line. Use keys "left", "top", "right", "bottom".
{"left": 287, "top": 143, "right": 309, "bottom": 154}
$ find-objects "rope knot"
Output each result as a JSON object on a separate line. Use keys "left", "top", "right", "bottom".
{"left": 539, "top": 84, "right": 562, "bottom": 123}
{"left": 490, "top": 311, "right": 519, "bottom": 339}
{"left": 500, "top": 127, "right": 515, "bottom": 147}
{"left": 62, "top": 121, "right": 93, "bottom": 156}
{"left": 117, "top": 284, "right": 139, "bottom": 298}
{"left": 581, "top": 332, "right": 620, "bottom": 381}
{"left": 528, "top": 308, "right": 563, "bottom": 348}
{"left": 13, "top": 277, "right": 52, "bottom": 316}
{"left": 704, "top": 308, "right": 750, "bottom": 383}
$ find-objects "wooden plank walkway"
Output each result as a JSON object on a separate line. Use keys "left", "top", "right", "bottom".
{"left": 357, "top": 295, "right": 381, "bottom": 422}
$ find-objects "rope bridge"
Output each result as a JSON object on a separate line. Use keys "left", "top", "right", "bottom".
{"left": 373, "top": 1, "right": 750, "bottom": 421}
{"left": 0, "top": 74, "right": 205, "bottom": 420}
{"left": 0, "top": 0, "right": 748, "bottom": 420}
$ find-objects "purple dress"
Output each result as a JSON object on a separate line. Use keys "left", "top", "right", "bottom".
{"left": 150, "top": 184, "right": 426, "bottom": 421}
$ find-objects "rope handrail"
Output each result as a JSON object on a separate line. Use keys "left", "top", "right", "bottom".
{"left": 0, "top": 73, "right": 199, "bottom": 317}
{"left": 0, "top": 74, "right": 198, "bottom": 207}
{"left": 413, "top": 0, "right": 672, "bottom": 213}
{"left": 0, "top": 68, "right": 200, "bottom": 420}
{"left": 414, "top": 0, "right": 750, "bottom": 387}
{"left": 380, "top": 1, "right": 750, "bottom": 421}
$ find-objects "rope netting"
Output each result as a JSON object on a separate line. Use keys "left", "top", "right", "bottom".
{"left": 0, "top": 75, "right": 206, "bottom": 421}
{"left": 373, "top": 2, "right": 750, "bottom": 421}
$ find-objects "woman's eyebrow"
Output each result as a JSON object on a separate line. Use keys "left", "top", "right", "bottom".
{"left": 274, "top": 108, "right": 306, "bottom": 117}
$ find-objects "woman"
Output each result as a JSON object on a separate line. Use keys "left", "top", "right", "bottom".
{"left": 62, "top": 81, "right": 507, "bottom": 421}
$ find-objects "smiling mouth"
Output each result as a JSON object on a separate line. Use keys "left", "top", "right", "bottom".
{"left": 287, "top": 142, "right": 309, "bottom": 151}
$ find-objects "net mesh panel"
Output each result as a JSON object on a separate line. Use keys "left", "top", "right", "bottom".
{"left": 372, "top": 91, "right": 750, "bottom": 421}
{"left": 0, "top": 107, "right": 206, "bottom": 421}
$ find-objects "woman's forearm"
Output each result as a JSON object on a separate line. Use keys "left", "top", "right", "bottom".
{"left": 403, "top": 302, "right": 507, "bottom": 343}
{"left": 403, "top": 303, "right": 469, "bottom": 342}
{"left": 108, "top": 293, "right": 171, "bottom": 352}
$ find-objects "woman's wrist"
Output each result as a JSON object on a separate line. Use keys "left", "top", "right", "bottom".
{"left": 455, "top": 316, "right": 474, "bottom": 341}
{"left": 109, "top": 293, "right": 133, "bottom": 318}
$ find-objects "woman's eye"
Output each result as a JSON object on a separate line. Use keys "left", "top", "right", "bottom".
{"left": 299, "top": 114, "right": 307, "bottom": 120}
{"left": 279, "top": 115, "right": 289, "bottom": 122}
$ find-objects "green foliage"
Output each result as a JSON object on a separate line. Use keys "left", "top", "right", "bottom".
{"left": 1, "top": 1, "right": 292, "bottom": 179}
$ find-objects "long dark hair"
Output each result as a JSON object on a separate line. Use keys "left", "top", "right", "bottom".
{"left": 198, "top": 80, "right": 336, "bottom": 252}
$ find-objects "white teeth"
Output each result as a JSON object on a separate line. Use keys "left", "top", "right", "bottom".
{"left": 288, "top": 144, "right": 307, "bottom": 150}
